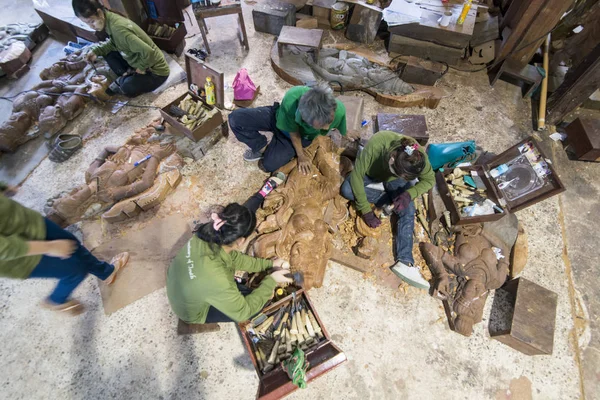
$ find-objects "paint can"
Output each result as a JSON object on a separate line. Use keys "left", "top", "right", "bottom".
{"left": 330, "top": 2, "right": 349, "bottom": 30}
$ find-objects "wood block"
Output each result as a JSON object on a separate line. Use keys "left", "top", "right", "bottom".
{"left": 296, "top": 14, "right": 319, "bottom": 29}
{"left": 345, "top": 2, "right": 382, "bottom": 44}
{"left": 470, "top": 15, "right": 499, "bottom": 47}
{"left": 388, "top": 34, "right": 465, "bottom": 66}
{"left": 177, "top": 320, "right": 221, "bottom": 335}
{"left": 490, "top": 278, "right": 558, "bottom": 356}
{"left": 253, "top": 0, "right": 296, "bottom": 36}
{"left": 388, "top": 4, "right": 477, "bottom": 49}
{"left": 564, "top": 117, "right": 600, "bottom": 162}
{"left": 337, "top": 94, "right": 364, "bottom": 132}
{"left": 278, "top": 25, "right": 323, "bottom": 48}
{"left": 399, "top": 56, "right": 446, "bottom": 86}
{"left": 375, "top": 113, "right": 428, "bottom": 145}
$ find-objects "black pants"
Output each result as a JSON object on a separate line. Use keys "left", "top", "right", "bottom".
{"left": 104, "top": 51, "right": 168, "bottom": 98}
{"left": 228, "top": 104, "right": 312, "bottom": 172}
{"left": 204, "top": 283, "right": 254, "bottom": 323}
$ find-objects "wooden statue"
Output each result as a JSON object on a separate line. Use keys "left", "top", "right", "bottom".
{"left": 419, "top": 224, "right": 510, "bottom": 337}
{"left": 250, "top": 136, "right": 352, "bottom": 289}
{"left": 46, "top": 124, "right": 183, "bottom": 227}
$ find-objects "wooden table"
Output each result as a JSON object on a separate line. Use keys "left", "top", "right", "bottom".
{"left": 277, "top": 26, "right": 324, "bottom": 61}
{"left": 193, "top": 0, "right": 249, "bottom": 54}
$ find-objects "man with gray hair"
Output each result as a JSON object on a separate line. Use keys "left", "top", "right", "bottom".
{"left": 229, "top": 85, "right": 347, "bottom": 173}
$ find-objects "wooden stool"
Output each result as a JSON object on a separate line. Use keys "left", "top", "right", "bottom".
{"left": 177, "top": 319, "right": 221, "bottom": 335}
{"left": 277, "top": 26, "right": 324, "bottom": 61}
{"left": 193, "top": 0, "right": 249, "bottom": 54}
{"left": 489, "top": 278, "right": 558, "bottom": 355}
{"left": 375, "top": 113, "right": 429, "bottom": 145}
{"left": 488, "top": 60, "right": 543, "bottom": 98}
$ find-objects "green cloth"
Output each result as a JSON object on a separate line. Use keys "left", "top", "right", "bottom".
{"left": 276, "top": 86, "right": 347, "bottom": 140}
{"left": 0, "top": 195, "right": 46, "bottom": 279}
{"left": 349, "top": 131, "right": 435, "bottom": 215}
{"left": 92, "top": 11, "right": 170, "bottom": 77}
{"left": 166, "top": 237, "right": 277, "bottom": 324}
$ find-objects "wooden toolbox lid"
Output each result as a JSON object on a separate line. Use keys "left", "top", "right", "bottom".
{"left": 185, "top": 53, "right": 225, "bottom": 110}
{"left": 238, "top": 289, "right": 346, "bottom": 400}
{"left": 142, "top": 0, "right": 185, "bottom": 22}
{"left": 481, "top": 136, "right": 565, "bottom": 213}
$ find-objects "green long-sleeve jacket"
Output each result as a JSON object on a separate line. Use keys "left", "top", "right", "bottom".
{"left": 166, "top": 237, "right": 277, "bottom": 324}
{"left": 92, "top": 11, "right": 170, "bottom": 77}
{"left": 349, "top": 131, "right": 435, "bottom": 215}
{"left": 0, "top": 195, "right": 46, "bottom": 279}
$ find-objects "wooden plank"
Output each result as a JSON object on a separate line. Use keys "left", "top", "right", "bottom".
{"left": 330, "top": 248, "right": 370, "bottom": 273}
{"left": 388, "top": 4, "right": 477, "bottom": 49}
{"left": 387, "top": 34, "right": 465, "bottom": 65}
{"left": 296, "top": 14, "right": 319, "bottom": 29}
{"left": 470, "top": 16, "right": 499, "bottom": 47}
{"left": 547, "top": 43, "right": 600, "bottom": 125}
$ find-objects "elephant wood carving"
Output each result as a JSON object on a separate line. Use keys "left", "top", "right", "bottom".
{"left": 419, "top": 224, "right": 510, "bottom": 337}
{"left": 250, "top": 136, "right": 352, "bottom": 289}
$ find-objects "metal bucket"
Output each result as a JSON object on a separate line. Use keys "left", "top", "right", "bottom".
{"left": 330, "top": 2, "right": 349, "bottom": 30}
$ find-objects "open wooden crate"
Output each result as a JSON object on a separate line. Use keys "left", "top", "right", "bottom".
{"left": 238, "top": 289, "right": 346, "bottom": 400}
{"left": 159, "top": 53, "right": 227, "bottom": 142}
{"left": 140, "top": 0, "right": 187, "bottom": 55}
{"left": 437, "top": 137, "right": 565, "bottom": 225}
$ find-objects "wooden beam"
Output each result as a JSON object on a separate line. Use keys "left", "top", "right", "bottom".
{"left": 547, "top": 43, "right": 600, "bottom": 125}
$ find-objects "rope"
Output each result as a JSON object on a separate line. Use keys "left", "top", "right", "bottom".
{"left": 283, "top": 347, "right": 309, "bottom": 389}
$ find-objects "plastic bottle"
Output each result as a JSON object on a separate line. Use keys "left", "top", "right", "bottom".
{"left": 457, "top": 0, "right": 472, "bottom": 25}
{"left": 205, "top": 76, "right": 216, "bottom": 105}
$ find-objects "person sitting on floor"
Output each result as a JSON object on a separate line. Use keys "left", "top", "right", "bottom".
{"left": 167, "top": 175, "right": 292, "bottom": 325}
{"left": 228, "top": 84, "right": 347, "bottom": 174}
{"left": 72, "top": 0, "right": 170, "bottom": 98}
{"left": 340, "top": 131, "right": 435, "bottom": 290}
{"left": 0, "top": 183, "right": 129, "bottom": 315}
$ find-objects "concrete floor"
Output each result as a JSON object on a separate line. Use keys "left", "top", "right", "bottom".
{"left": 1, "top": 2, "right": 598, "bottom": 399}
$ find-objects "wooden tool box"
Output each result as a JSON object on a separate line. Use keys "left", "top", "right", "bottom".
{"left": 140, "top": 0, "right": 187, "bottom": 56}
{"left": 159, "top": 54, "right": 227, "bottom": 142}
{"left": 238, "top": 289, "right": 346, "bottom": 400}
{"left": 437, "top": 137, "right": 565, "bottom": 225}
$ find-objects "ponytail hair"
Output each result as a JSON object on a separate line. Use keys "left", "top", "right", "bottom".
{"left": 388, "top": 137, "right": 425, "bottom": 180}
{"left": 72, "top": 0, "right": 104, "bottom": 18}
{"left": 195, "top": 203, "right": 256, "bottom": 248}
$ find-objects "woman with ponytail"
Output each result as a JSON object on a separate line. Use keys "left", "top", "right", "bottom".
{"left": 340, "top": 131, "right": 435, "bottom": 290}
{"left": 167, "top": 175, "right": 291, "bottom": 325}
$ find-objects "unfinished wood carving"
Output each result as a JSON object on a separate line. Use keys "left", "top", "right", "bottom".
{"left": 250, "top": 136, "right": 352, "bottom": 289}
{"left": 420, "top": 224, "right": 509, "bottom": 337}
{"left": 45, "top": 123, "right": 183, "bottom": 227}
{"left": 0, "top": 50, "right": 110, "bottom": 153}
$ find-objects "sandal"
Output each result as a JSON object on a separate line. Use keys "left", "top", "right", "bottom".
{"left": 41, "top": 299, "right": 85, "bottom": 316}
{"left": 104, "top": 252, "right": 130, "bottom": 285}
{"left": 48, "top": 134, "right": 83, "bottom": 163}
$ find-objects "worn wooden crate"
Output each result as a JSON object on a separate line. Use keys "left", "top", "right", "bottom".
{"left": 437, "top": 137, "right": 565, "bottom": 225}
{"left": 140, "top": 0, "right": 187, "bottom": 55}
{"left": 159, "top": 54, "right": 227, "bottom": 142}
{"left": 238, "top": 289, "right": 346, "bottom": 400}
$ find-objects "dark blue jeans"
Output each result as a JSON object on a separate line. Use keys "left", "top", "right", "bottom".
{"left": 341, "top": 175, "right": 416, "bottom": 265}
{"left": 28, "top": 219, "right": 114, "bottom": 304}
{"left": 104, "top": 51, "right": 168, "bottom": 97}
{"left": 228, "top": 104, "right": 312, "bottom": 172}
{"left": 204, "top": 283, "right": 254, "bottom": 323}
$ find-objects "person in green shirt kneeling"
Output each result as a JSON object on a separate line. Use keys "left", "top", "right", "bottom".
{"left": 228, "top": 85, "right": 347, "bottom": 173}
{"left": 73, "top": 0, "right": 171, "bottom": 97}
{"left": 167, "top": 177, "right": 292, "bottom": 325}
{"left": 340, "top": 131, "right": 435, "bottom": 290}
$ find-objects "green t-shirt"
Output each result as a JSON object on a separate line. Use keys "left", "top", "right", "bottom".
{"left": 166, "top": 237, "right": 276, "bottom": 324}
{"left": 349, "top": 131, "right": 435, "bottom": 215}
{"left": 276, "top": 86, "right": 347, "bottom": 141}
{"left": 92, "top": 11, "right": 170, "bottom": 77}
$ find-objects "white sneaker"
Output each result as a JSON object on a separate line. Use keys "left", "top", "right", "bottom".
{"left": 390, "top": 261, "right": 430, "bottom": 290}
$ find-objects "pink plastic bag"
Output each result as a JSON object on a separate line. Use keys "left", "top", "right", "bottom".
{"left": 232, "top": 68, "right": 257, "bottom": 101}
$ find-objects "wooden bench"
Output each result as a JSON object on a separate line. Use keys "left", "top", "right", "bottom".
{"left": 277, "top": 26, "right": 324, "bottom": 61}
